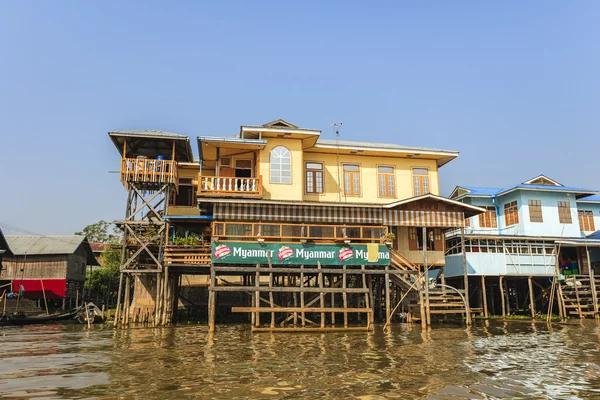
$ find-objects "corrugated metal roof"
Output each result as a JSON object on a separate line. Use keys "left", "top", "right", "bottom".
{"left": 6, "top": 235, "right": 99, "bottom": 265}
{"left": 108, "top": 130, "right": 189, "bottom": 139}
{"left": 578, "top": 194, "right": 600, "bottom": 203}
{"left": 455, "top": 184, "right": 597, "bottom": 199}
{"left": 315, "top": 139, "right": 458, "bottom": 155}
{"left": 0, "top": 229, "right": 12, "bottom": 257}
{"left": 588, "top": 231, "right": 600, "bottom": 240}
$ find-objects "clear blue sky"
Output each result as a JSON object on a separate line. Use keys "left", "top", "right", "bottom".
{"left": 1, "top": 1, "right": 598, "bottom": 235}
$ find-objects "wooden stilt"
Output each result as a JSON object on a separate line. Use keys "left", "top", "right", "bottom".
{"left": 255, "top": 265, "right": 260, "bottom": 327}
{"left": 330, "top": 275, "right": 335, "bottom": 327}
{"left": 385, "top": 265, "right": 391, "bottom": 323}
{"left": 343, "top": 265, "right": 348, "bottom": 328}
{"left": 500, "top": 276, "right": 506, "bottom": 317}
{"left": 162, "top": 266, "right": 169, "bottom": 325}
{"left": 123, "top": 274, "right": 130, "bottom": 326}
{"left": 586, "top": 246, "right": 599, "bottom": 318}
{"left": 154, "top": 274, "right": 162, "bottom": 326}
{"left": 362, "top": 265, "right": 371, "bottom": 329}
{"left": 461, "top": 226, "right": 471, "bottom": 325}
{"left": 208, "top": 266, "right": 216, "bottom": 332}
{"left": 423, "top": 227, "right": 431, "bottom": 326}
{"left": 419, "top": 267, "right": 426, "bottom": 328}
{"left": 300, "top": 265, "right": 305, "bottom": 327}
{"left": 318, "top": 261, "right": 325, "bottom": 328}
{"left": 481, "top": 275, "right": 488, "bottom": 318}
{"left": 528, "top": 276, "right": 535, "bottom": 319}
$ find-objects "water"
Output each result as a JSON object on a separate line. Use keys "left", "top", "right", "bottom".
{"left": 1, "top": 321, "right": 600, "bottom": 399}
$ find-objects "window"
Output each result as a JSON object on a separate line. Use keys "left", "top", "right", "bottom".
{"left": 528, "top": 200, "right": 543, "bottom": 223}
{"left": 479, "top": 206, "right": 498, "bottom": 228}
{"left": 408, "top": 227, "right": 441, "bottom": 251}
{"left": 557, "top": 201, "right": 572, "bottom": 224}
{"left": 412, "top": 168, "right": 429, "bottom": 196}
{"left": 172, "top": 178, "right": 195, "bottom": 206}
{"left": 578, "top": 210, "right": 596, "bottom": 232}
{"left": 377, "top": 166, "right": 395, "bottom": 197}
{"left": 343, "top": 164, "right": 361, "bottom": 196}
{"left": 305, "top": 162, "right": 324, "bottom": 194}
{"left": 220, "top": 157, "right": 232, "bottom": 167}
{"left": 270, "top": 146, "right": 291, "bottom": 183}
{"left": 504, "top": 201, "right": 519, "bottom": 226}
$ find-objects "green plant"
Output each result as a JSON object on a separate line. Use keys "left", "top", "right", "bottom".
{"left": 384, "top": 232, "right": 396, "bottom": 241}
{"left": 173, "top": 236, "right": 202, "bottom": 246}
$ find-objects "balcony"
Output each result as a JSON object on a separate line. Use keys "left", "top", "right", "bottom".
{"left": 213, "top": 222, "right": 388, "bottom": 243}
{"left": 163, "top": 245, "right": 211, "bottom": 266}
{"left": 197, "top": 175, "right": 263, "bottom": 198}
{"left": 120, "top": 157, "right": 178, "bottom": 189}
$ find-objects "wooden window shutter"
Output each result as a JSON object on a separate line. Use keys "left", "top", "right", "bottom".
{"left": 434, "top": 228, "right": 444, "bottom": 252}
{"left": 408, "top": 228, "right": 418, "bottom": 251}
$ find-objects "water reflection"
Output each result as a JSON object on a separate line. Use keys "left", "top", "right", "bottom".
{"left": 0, "top": 321, "right": 599, "bottom": 398}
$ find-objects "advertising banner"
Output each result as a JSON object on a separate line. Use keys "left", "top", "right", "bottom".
{"left": 211, "top": 242, "right": 390, "bottom": 266}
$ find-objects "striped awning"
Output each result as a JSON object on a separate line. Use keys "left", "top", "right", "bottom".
{"left": 383, "top": 210, "right": 464, "bottom": 227}
{"left": 214, "top": 203, "right": 383, "bottom": 224}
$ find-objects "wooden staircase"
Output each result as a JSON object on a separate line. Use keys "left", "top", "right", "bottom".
{"left": 560, "top": 275, "right": 600, "bottom": 318}
{"left": 388, "top": 249, "right": 468, "bottom": 322}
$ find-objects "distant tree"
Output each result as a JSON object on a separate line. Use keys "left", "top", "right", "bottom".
{"left": 75, "top": 220, "right": 121, "bottom": 243}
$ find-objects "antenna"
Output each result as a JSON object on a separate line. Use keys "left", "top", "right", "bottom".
{"left": 330, "top": 123, "right": 343, "bottom": 202}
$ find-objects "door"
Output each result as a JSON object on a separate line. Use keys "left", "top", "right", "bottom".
{"left": 219, "top": 157, "right": 235, "bottom": 177}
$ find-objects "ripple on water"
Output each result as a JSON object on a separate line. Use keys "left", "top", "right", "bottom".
{"left": 0, "top": 321, "right": 599, "bottom": 399}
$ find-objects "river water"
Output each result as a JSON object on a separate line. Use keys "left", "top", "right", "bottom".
{"left": 1, "top": 321, "right": 600, "bottom": 399}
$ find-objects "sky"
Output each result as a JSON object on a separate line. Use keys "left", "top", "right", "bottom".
{"left": 0, "top": 1, "right": 598, "bottom": 235}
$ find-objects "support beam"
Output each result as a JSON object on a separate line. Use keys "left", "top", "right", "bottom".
{"left": 461, "top": 226, "right": 471, "bottom": 325}
{"left": 208, "top": 266, "right": 216, "bottom": 332}
{"left": 500, "top": 276, "right": 506, "bottom": 318}
{"left": 528, "top": 276, "right": 535, "bottom": 319}
{"left": 481, "top": 275, "right": 488, "bottom": 318}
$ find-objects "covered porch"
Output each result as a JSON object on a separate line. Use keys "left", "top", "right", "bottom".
{"left": 197, "top": 136, "right": 266, "bottom": 198}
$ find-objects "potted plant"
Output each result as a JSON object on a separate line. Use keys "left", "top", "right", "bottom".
{"left": 383, "top": 232, "right": 395, "bottom": 246}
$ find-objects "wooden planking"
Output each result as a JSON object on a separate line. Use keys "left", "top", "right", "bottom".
{"left": 232, "top": 307, "right": 372, "bottom": 313}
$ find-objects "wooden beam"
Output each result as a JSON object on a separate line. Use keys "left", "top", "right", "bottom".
{"left": 232, "top": 307, "right": 372, "bottom": 313}
{"left": 461, "top": 226, "right": 471, "bottom": 325}
{"left": 500, "top": 276, "right": 506, "bottom": 317}
{"left": 251, "top": 326, "right": 371, "bottom": 333}
{"left": 481, "top": 275, "right": 488, "bottom": 318}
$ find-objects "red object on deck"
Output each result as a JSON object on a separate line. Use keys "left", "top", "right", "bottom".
{"left": 12, "top": 279, "right": 67, "bottom": 299}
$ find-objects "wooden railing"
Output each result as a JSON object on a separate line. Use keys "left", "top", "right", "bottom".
{"left": 163, "top": 245, "right": 211, "bottom": 266}
{"left": 120, "top": 158, "right": 178, "bottom": 187}
{"left": 197, "top": 174, "right": 263, "bottom": 198}
{"left": 212, "top": 221, "right": 387, "bottom": 242}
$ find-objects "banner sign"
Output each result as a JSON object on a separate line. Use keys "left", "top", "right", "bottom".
{"left": 211, "top": 242, "right": 390, "bottom": 266}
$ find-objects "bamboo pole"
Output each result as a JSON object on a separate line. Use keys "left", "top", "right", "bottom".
{"left": 255, "top": 265, "right": 260, "bottom": 327}
{"left": 585, "top": 246, "right": 599, "bottom": 318}
{"left": 123, "top": 274, "right": 131, "bottom": 325}
{"left": 40, "top": 279, "right": 49, "bottom": 315}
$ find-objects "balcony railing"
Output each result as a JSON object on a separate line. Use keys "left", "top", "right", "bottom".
{"left": 120, "top": 157, "right": 178, "bottom": 188}
{"left": 212, "top": 222, "right": 388, "bottom": 243}
{"left": 197, "top": 175, "right": 263, "bottom": 198}
{"left": 163, "top": 245, "right": 211, "bottom": 266}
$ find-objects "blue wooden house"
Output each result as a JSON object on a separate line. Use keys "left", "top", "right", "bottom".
{"left": 444, "top": 175, "right": 600, "bottom": 319}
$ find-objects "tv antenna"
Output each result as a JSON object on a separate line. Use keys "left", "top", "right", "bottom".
{"left": 330, "top": 123, "right": 343, "bottom": 201}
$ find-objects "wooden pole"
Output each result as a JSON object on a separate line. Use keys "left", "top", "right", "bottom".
{"left": 208, "top": 265, "right": 216, "bottom": 332}
{"left": 423, "top": 227, "right": 431, "bottom": 326}
{"left": 362, "top": 265, "right": 371, "bottom": 329}
{"left": 114, "top": 272, "right": 124, "bottom": 327}
{"left": 500, "top": 276, "right": 506, "bottom": 317}
{"left": 318, "top": 261, "right": 325, "bottom": 328}
{"left": 300, "top": 265, "right": 305, "bottom": 328}
{"left": 528, "top": 276, "right": 535, "bottom": 319}
{"left": 162, "top": 266, "right": 170, "bottom": 325}
{"left": 330, "top": 275, "right": 335, "bottom": 327}
{"left": 123, "top": 274, "right": 131, "bottom": 325}
{"left": 342, "top": 265, "right": 348, "bottom": 328}
{"left": 154, "top": 274, "right": 162, "bottom": 326}
{"left": 461, "top": 226, "right": 471, "bottom": 325}
{"left": 40, "top": 279, "right": 49, "bottom": 315}
{"left": 481, "top": 275, "right": 488, "bottom": 318}
{"left": 255, "top": 265, "right": 260, "bottom": 327}
{"left": 385, "top": 265, "right": 391, "bottom": 323}
{"left": 586, "top": 246, "right": 599, "bottom": 318}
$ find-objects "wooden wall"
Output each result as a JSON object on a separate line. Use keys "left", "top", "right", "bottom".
{"left": 1, "top": 255, "right": 69, "bottom": 280}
